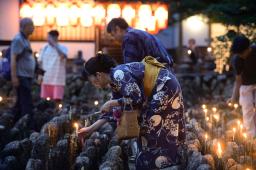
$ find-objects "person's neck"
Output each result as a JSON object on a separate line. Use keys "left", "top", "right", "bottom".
{"left": 20, "top": 31, "right": 28, "bottom": 39}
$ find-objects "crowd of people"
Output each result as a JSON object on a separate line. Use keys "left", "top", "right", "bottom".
{"left": 1, "top": 16, "right": 255, "bottom": 169}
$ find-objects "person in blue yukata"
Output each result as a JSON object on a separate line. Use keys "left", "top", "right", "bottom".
{"left": 106, "top": 17, "right": 173, "bottom": 69}
{"left": 78, "top": 53, "right": 185, "bottom": 169}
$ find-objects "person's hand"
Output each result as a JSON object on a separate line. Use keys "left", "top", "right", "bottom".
{"left": 12, "top": 76, "right": 19, "bottom": 87}
{"left": 78, "top": 126, "right": 93, "bottom": 139}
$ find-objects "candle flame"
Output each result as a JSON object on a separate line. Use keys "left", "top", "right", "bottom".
{"left": 74, "top": 122, "right": 78, "bottom": 129}
{"left": 228, "top": 102, "right": 232, "bottom": 107}
{"left": 234, "top": 103, "right": 239, "bottom": 109}
{"left": 203, "top": 108, "right": 208, "bottom": 113}
{"left": 232, "top": 127, "right": 236, "bottom": 133}
{"left": 46, "top": 97, "right": 50, "bottom": 101}
{"left": 0, "top": 96, "right": 3, "bottom": 102}
{"left": 205, "top": 133, "right": 208, "bottom": 140}
{"left": 212, "top": 107, "right": 217, "bottom": 112}
{"left": 58, "top": 104, "right": 62, "bottom": 109}
{"left": 217, "top": 142, "right": 222, "bottom": 158}
{"left": 206, "top": 116, "right": 210, "bottom": 121}
{"left": 237, "top": 120, "right": 241, "bottom": 126}
{"left": 94, "top": 100, "right": 99, "bottom": 106}
{"left": 243, "top": 133, "right": 247, "bottom": 139}
{"left": 213, "top": 114, "right": 219, "bottom": 121}
{"left": 240, "top": 124, "right": 243, "bottom": 130}
{"left": 187, "top": 49, "right": 192, "bottom": 55}
{"left": 202, "top": 104, "right": 206, "bottom": 109}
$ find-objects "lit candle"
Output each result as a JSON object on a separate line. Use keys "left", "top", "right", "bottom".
{"left": 203, "top": 109, "right": 208, "bottom": 117}
{"left": 74, "top": 123, "right": 79, "bottom": 137}
{"left": 232, "top": 127, "right": 236, "bottom": 141}
{"left": 202, "top": 104, "right": 207, "bottom": 109}
{"left": 228, "top": 102, "right": 232, "bottom": 107}
{"left": 94, "top": 100, "right": 99, "bottom": 106}
{"left": 84, "top": 119, "right": 88, "bottom": 127}
{"left": 216, "top": 142, "right": 222, "bottom": 158}
{"left": 207, "top": 47, "right": 212, "bottom": 53}
{"left": 187, "top": 49, "right": 192, "bottom": 55}
{"left": 46, "top": 97, "right": 50, "bottom": 101}
{"left": 58, "top": 104, "right": 62, "bottom": 109}
{"left": 234, "top": 103, "right": 239, "bottom": 109}
{"left": 0, "top": 96, "right": 3, "bottom": 102}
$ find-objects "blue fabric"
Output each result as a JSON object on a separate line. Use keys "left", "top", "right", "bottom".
{"left": 109, "top": 62, "right": 185, "bottom": 169}
{"left": 122, "top": 28, "right": 173, "bottom": 68}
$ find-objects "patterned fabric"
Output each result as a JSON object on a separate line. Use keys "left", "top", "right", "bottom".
{"left": 38, "top": 44, "right": 67, "bottom": 86}
{"left": 122, "top": 27, "right": 173, "bottom": 68}
{"left": 108, "top": 62, "right": 185, "bottom": 169}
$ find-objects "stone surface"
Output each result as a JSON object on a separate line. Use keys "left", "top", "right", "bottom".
{"left": 26, "top": 159, "right": 43, "bottom": 170}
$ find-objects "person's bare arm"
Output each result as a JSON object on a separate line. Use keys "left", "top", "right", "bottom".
{"left": 229, "top": 75, "right": 242, "bottom": 103}
{"left": 11, "top": 53, "right": 19, "bottom": 87}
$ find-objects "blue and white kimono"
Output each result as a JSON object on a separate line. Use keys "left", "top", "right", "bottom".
{"left": 106, "top": 62, "right": 185, "bottom": 169}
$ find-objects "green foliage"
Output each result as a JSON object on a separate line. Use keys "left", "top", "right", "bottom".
{"left": 170, "top": 0, "right": 256, "bottom": 26}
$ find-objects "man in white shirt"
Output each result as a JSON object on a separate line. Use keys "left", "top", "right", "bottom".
{"left": 38, "top": 30, "right": 68, "bottom": 103}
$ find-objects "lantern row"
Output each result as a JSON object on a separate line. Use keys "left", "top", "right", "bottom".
{"left": 20, "top": 2, "right": 168, "bottom": 33}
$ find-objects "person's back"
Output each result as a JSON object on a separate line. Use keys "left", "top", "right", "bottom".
{"left": 107, "top": 18, "right": 173, "bottom": 68}
{"left": 232, "top": 45, "right": 256, "bottom": 85}
{"left": 123, "top": 28, "right": 172, "bottom": 66}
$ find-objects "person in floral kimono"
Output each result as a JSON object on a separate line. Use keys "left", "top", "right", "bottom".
{"left": 78, "top": 53, "right": 185, "bottom": 169}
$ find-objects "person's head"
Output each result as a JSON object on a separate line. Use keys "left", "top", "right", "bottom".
{"left": 47, "top": 30, "right": 59, "bottom": 43}
{"left": 188, "top": 38, "right": 196, "bottom": 48}
{"left": 20, "top": 18, "right": 34, "bottom": 36}
{"left": 231, "top": 36, "right": 251, "bottom": 59}
{"left": 107, "top": 18, "right": 129, "bottom": 42}
{"left": 84, "top": 53, "right": 117, "bottom": 88}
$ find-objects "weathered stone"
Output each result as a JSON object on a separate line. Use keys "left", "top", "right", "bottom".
{"left": 26, "top": 158, "right": 43, "bottom": 170}
{"left": 160, "top": 165, "right": 181, "bottom": 170}
{"left": 1, "top": 140, "right": 22, "bottom": 157}
{"left": 31, "top": 134, "right": 49, "bottom": 167}
{"left": 202, "top": 154, "right": 215, "bottom": 169}
{"left": 29, "top": 132, "right": 40, "bottom": 144}
{"left": 187, "top": 151, "right": 203, "bottom": 170}
{"left": 3, "top": 156, "right": 19, "bottom": 170}
{"left": 225, "top": 158, "right": 236, "bottom": 169}
{"left": 196, "top": 164, "right": 211, "bottom": 170}
{"left": 74, "top": 156, "right": 90, "bottom": 170}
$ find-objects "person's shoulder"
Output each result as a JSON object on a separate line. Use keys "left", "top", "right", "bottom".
{"left": 12, "top": 33, "right": 23, "bottom": 42}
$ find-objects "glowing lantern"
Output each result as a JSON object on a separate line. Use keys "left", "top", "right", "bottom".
{"left": 56, "top": 4, "right": 69, "bottom": 26}
{"left": 107, "top": 4, "right": 121, "bottom": 23}
{"left": 92, "top": 5, "right": 106, "bottom": 26}
{"left": 122, "top": 5, "right": 135, "bottom": 25}
{"left": 146, "top": 16, "right": 156, "bottom": 33}
{"left": 155, "top": 6, "right": 168, "bottom": 29}
{"left": 135, "top": 19, "right": 146, "bottom": 31}
{"left": 20, "top": 3, "right": 33, "bottom": 18}
{"left": 138, "top": 4, "right": 152, "bottom": 20}
{"left": 81, "top": 16, "right": 93, "bottom": 27}
{"left": 45, "top": 4, "right": 55, "bottom": 25}
{"left": 32, "top": 3, "right": 45, "bottom": 26}
{"left": 80, "top": 4, "right": 93, "bottom": 27}
{"left": 185, "top": 15, "right": 205, "bottom": 32}
{"left": 69, "top": 4, "right": 80, "bottom": 26}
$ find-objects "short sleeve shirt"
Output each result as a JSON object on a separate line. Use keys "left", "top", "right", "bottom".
{"left": 232, "top": 46, "right": 256, "bottom": 85}
{"left": 11, "top": 33, "right": 36, "bottom": 78}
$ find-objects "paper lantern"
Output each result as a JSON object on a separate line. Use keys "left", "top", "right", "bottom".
{"left": 138, "top": 4, "right": 152, "bottom": 20}
{"left": 122, "top": 5, "right": 135, "bottom": 25}
{"left": 93, "top": 5, "right": 106, "bottom": 26}
{"left": 32, "top": 3, "right": 45, "bottom": 26}
{"left": 56, "top": 4, "right": 69, "bottom": 26}
{"left": 69, "top": 4, "right": 80, "bottom": 26}
{"left": 20, "top": 3, "right": 33, "bottom": 18}
{"left": 45, "top": 4, "right": 55, "bottom": 25}
{"left": 155, "top": 6, "right": 168, "bottom": 29}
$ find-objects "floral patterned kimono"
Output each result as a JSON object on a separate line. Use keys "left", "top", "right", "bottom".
{"left": 105, "top": 62, "right": 185, "bottom": 169}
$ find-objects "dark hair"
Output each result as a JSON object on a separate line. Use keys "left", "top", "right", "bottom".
{"left": 231, "top": 36, "right": 250, "bottom": 53}
{"left": 48, "top": 30, "right": 59, "bottom": 37}
{"left": 84, "top": 53, "right": 117, "bottom": 77}
{"left": 107, "top": 18, "right": 129, "bottom": 33}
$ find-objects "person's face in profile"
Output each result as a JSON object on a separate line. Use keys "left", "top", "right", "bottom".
{"left": 110, "top": 26, "right": 124, "bottom": 42}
